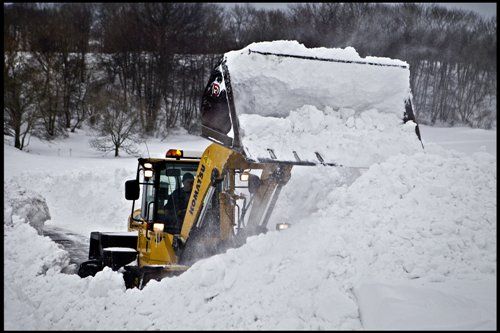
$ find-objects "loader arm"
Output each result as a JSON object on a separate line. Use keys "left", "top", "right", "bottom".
{"left": 177, "top": 141, "right": 295, "bottom": 263}
{"left": 243, "top": 163, "right": 292, "bottom": 229}
{"left": 179, "top": 143, "right": 234, "bottom": 244}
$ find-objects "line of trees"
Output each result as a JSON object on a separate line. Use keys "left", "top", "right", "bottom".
{"left": 4, "top": 3, "right": 497, "bottom": 154}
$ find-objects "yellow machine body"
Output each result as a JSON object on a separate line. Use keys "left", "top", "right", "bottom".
{"left": 126, "top": 142, "right": 292, "bottom": 284}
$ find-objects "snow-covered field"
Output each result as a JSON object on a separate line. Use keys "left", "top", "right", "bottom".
{"left": 3, "top": 123, "right": 496, "bottom": 330}
{"left": 3, "top": 39, "right": 496, "bottom": 331}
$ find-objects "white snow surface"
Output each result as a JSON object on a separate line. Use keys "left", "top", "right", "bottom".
{"left": 230, "top": 40, "right": 408, "bottom": 68}
{"left": 224, "top": 41, "right": 414, "bottom": 164}
{"left": 4, "top": 42, "right": 495, "bottom": 330}
{"left": 3, "top": 42, "right": 497, "bottom": 330}
{"left": 238, "top": 106, "right": 422, "bottom": 166}
{"left": 354, "top": 278, "right": 496, "bottom": 330}
{"left": 4, "top": 122, "right": 496, "bottom": 330}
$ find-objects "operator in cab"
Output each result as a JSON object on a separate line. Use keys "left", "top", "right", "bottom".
{"left": 162, "top": 172, "right": 194, "bottom": 232}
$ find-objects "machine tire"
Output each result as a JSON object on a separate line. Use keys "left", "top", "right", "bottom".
{"left": 123, "top": 266, "right": 143, "bottom": 289}
{"left": 77, "top": 260, "right": 103, "bottom": 278}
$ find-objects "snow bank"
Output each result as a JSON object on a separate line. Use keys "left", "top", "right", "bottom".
{"left": 4, "top": 146, "right": 495, "bottom": 330}
{"left": 307, "top": 150, "right": 496, "bottom": 281}
{"left": 6, "top": 167, "right": 133, "bottom": 236}
{"left": 4, "top": 181, "right": 51, "bottom": 234}
{"left": 4, "top": 214, "right": 73, "bottom": 330}
{"left": 4, "top": 214, "right": 71, "bottom": 278}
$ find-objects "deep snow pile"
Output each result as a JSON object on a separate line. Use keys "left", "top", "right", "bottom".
{"left": 239, "top": 106, "right": 422, "bottom": 167}
{"left": 3, "top": 128, "right": 207, "bottom": 236}
{"left": 5, "top": 167, "right": 133, "bottom": 236}
{"left": 4, "top": 138, "right": 496, "bottom": 329}
{"left": 4, "top": 182, "right": 51, "bottom": 234}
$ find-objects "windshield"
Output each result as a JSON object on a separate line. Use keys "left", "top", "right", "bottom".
{"left": 136, "top": 161, "right": 199, "bottom": 233}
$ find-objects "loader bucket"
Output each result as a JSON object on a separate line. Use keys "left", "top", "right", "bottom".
{"left": 201, "top": 41, "right": 423, "bottom": 167}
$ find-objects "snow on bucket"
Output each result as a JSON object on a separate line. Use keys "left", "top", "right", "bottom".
{"left": 201, "top": 40, "right": 422, "bottom": 167}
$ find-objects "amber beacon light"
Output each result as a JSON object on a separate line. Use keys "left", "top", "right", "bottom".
{"left": 166, "top": 149, "right": 183, "bottom": 158}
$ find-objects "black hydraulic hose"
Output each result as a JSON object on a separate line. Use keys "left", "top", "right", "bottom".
{"left": 239, "top": 195, "right": 254, "bottom": 229}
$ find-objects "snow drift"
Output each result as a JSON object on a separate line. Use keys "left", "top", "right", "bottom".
{"left": 4, "top": 182, "right": 51, "bottom": 234}
{"left": 4, "top": 144, "right": 496, "bottom": 330}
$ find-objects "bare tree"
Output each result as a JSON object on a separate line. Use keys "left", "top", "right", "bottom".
{"left": 4, "top": 52, "right": 38, "bottom": 150}
{"left": 4, "top": 2, "right": 496, "bottom": 132}
{"left": 89, "top": 84, "right": 139, "bottom": 157}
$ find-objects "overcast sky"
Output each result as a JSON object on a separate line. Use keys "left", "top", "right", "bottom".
{"left": 220, "top": 3, "right": 497, "bottom": 19}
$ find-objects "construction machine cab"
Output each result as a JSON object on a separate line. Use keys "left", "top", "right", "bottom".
{"left": 127, "top": 154, "right": 200, "bottom": 234}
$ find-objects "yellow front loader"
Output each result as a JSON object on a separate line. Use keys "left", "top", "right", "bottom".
{"left": 77, "top": 41, "right": 423, "bottom": 288}
{"left": 78, "top": 143, "right": 296, "bottom": 288}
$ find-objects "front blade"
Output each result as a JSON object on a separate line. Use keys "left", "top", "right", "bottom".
{"left": 201, "top": 41, "right": 422, "bottom": 167}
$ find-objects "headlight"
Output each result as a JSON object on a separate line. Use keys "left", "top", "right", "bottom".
{"left": 153, "top": 223, "right": 164, "bottom": 233}
{"left": 144, "top": 163, "right": 153, "bottom": 169}
{"left": 276, "top": 223, "right": 291, "bottom": 231}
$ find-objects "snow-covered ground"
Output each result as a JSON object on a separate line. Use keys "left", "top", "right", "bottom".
{"left": 3, "top": 40, "right": 496, "bottom": 331}
{"left": 4, "top": 122, "right": 496, "bottom": 330}
{"left": 420, "top": 125, "right": 497, "bottom": 156}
